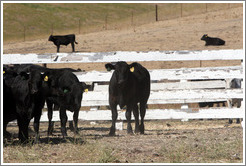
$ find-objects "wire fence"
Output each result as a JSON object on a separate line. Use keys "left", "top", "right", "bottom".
{"left": 3, "top": 3, "right": 242, "bottom": 43}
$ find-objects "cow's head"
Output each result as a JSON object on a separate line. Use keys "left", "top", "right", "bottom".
{"left": 42, "top": 70, "right": 62, "bottom": 97}
{"left": 22, "top": 70, "right": 45, "bottom": 95}
{"left": 48, "top": 35, "right": 54, "bottom": 42}
{"left": 3, "top": 65, "right": 18, "bottom": 80}
{"left": 3, "top": 66, "right": 18, "bottom": 88}
{"left": 230, "top": 78, "right": 242, "bottom": 89}
{"left": 201, "top": 34, "right": 208, "bottom": 40}
{"left": 105, "top": 61, "right": 136, "bottom": 88}
{"left": 80, "top": 82, "right": 88, "bottom": 93}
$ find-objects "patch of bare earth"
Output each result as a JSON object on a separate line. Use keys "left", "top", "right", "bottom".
{"left": 3, "top": 120, "right": 243, "bottom": 163}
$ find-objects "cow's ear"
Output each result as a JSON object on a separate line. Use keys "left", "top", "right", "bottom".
{"left": 80, "top": 82, "right": 88, "bottom": 92}
{"left": 42, "top": 71, "right": 50, "bottom": 82}
{"left": 19, "top": 72, "right": 29, "bottom": 80}
{"left": 129, "top": 62, "right": 138, "bottom": 73}
{"left": 105, "top": 63, "right": 115, "bottom": 71}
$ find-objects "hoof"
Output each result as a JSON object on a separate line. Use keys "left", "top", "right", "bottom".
{"left": 109, "top": 132, "right": 116, "bottom": 136}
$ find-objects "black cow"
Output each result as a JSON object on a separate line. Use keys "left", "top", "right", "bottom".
{"left": 48, "top": 34, "right": 78, "bottom": 52}
{"left": 201, "top": 34, "right": 225, "bottom": 46}
{"left": 43, "top": 69, "right": 87, "bottom": 138}
{"left": 4, "top": 67, "right": 48, "bottom": 143}
{"left": 229, "top": 78, "right": 243, "bottom": 124}
{"left": 105, "top": 61, "right": 150, "bottom": 135}
{"left": 13, "top": 64, "right": 85, "bottom": 137}
{"left": 3, "top": 65, "right": 18, "bottom": 138}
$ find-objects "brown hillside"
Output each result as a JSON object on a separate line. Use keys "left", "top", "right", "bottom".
{"left": 3, "top": 6, "right": 243, "bottom": 71}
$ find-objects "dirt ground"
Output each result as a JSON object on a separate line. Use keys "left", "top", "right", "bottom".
{"left": 2, "top": 6, "right": 244, "bottom": 164}
{"left": 3, "top": 119, "right": 243, "bottom": 163}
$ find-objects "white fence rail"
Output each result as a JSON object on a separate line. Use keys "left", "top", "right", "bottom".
{"left": 80, "top": 89, "right": 243, "bottom": 107}
{"left": 93, "top": 80, "right": 227, "bottom": 91}
{"left": 39, "top": 108, "right": 244, "bottom": 122}
{"left": 3, "top": 49, "right": 244, "bottom": 122}
{"left": 75, "top": 66, "right": 243, "bottom": 83}
{"left": 2, "top": 49, "right": 243, "bottom": 64}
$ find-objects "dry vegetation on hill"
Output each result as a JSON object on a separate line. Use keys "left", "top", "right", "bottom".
{"left": 3, "top": 4, "right": 243, "bottom": 71}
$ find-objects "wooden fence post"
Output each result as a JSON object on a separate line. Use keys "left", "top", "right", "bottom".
{"left": 155, "top": 4, "right": 158, "bottom": 21}
{"left": 51, "top": 23, "right": 54, "bottom": 35}
{"left": 23, "top": 26, "right": 26, "bottom": 42}
{"left": 180, "top": 3, "right": 183, "bottom": 17}
{"left": 105, "top": 14, "right": 108, "bottom": 30}
{"left": 79, "top": 18, "right": 81, "bottom": 34}
{"left": 131, "top": 11, "right": 134, "bottom": 26}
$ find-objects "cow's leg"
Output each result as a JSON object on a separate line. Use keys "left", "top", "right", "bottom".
{"left": 236, "top": 99, "right": 242, "bottom": 124}
{"left": 3, "top": 122, "right": 11, "bottom": 138}
{"left": 236, "top": 118, "right": 241, "bottom": 124}
{"left": 229, "top": 119, "right": 233, "bottom": 124}
{"left": 109, "top": 96, "right": 118, "bottom": 136}
{"left": 132, "top": 104, "right": 140, "bottom": 134}
{"left": 33, "top": 112, "right": 41, "bottom": 144}
{"left": 17, "top": 116, "right": 30, "bottom": 143}
{"left": 71, "top": 42, "right": 75, "bottom": 52}
{"left": 47, "top": 100, "right": 54, "bottom": 136}
{"left": 73, "top": 109, "right": 79, "bottom": 135}
{"left": 59, "top": 108, "right": 68, "bottom": 138}
{"left": 126, "top": 105, "right": 133, "bottom": 134}
{"left": 57, "top": 45, "right": 60, "bottom": 53}
{"left": 139, "top": 103, "right": 147, "bottom": 134}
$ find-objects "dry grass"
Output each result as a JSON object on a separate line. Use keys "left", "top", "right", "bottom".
{"left": 3, "top": 120, "right": 243, "bottom": 163}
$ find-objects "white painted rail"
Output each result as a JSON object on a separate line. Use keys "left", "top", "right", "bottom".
{"left": 75, "top": 66, "right": 243, "bottom": 82}
{"left": 39, "top": 108, "right": 244, "bottom": 122}
{"left": 81, "top": 89, "right": 243, "bottom": 106}
{"left": 93, "top": 80, "right": 227, "bottom": 91}
{"left": 2, "top": 49, "right": 243, "bottom": 64}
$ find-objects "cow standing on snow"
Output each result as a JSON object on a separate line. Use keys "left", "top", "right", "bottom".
{"left": 105, "top": 61, "right": 150, "bottom": 136}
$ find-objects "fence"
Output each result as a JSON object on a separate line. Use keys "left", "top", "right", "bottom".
{"left": 3, "top": 3, "right": 242, "bottom": 42}
{"left": 3, "top": 49, "right": 244, "bottom": 124}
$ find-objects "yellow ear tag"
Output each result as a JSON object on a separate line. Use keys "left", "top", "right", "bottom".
{"left": 130, "top": 67, "right": 134, "bottom": 72}
{"left": 3, "top": 71, "right": 5, "bottom": 74}
{"left": 84, "top": 89, "right": 88, "bottom": 93}
{"left": 44, "top": 76, "right": 48, "bottom": 82}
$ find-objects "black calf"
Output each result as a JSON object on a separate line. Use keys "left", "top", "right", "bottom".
{"left": 48, "top": 34, "right": 78, "bottom": 52}
{"left": 43, "top": 69, "right": 87, "bottom": 138}
{"left": 201, "top": 34, "right": 225, "bottom": 46}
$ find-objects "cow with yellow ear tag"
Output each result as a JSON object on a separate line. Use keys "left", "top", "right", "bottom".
{"left": 44, "top": 76, "right": 48, "bottom": 82}
{"left": 105, "top": 61, "right": 150, "bottom": 136}
{"left": 130, "top": 67, "right": 134, "bottom": 72}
